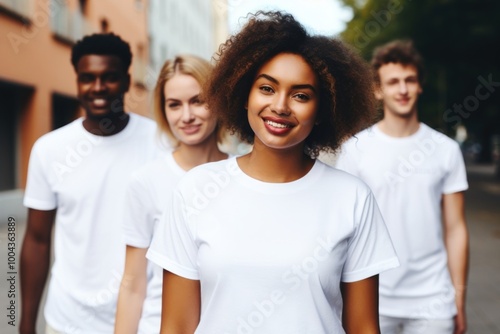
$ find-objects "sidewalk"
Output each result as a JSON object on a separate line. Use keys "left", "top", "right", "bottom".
{"left": 0, "top": 189, "right": 26, "bottom": 225}
{"left": 464, "top": 163, "right": 500, "bottom": 333}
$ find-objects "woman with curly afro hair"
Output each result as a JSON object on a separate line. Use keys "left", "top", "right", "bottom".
{"left": 147, "top": 11, "right": 399, "bottom": 334}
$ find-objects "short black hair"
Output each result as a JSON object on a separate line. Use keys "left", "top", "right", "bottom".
{"left": 71, "top": 33, "right": 132, "bottom": 72}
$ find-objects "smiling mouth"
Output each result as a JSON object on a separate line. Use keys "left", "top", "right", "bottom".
{"left": 92, "top": 98, "right": 108, "bottom": 107}
{"left": 181, "top": 125, "right": 201, "bottom": 133}
{"left": 265, "top": 120, "right": 293, "bottom": 128}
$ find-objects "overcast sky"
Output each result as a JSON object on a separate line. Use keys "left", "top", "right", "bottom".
{"left": 227, "top": 0, "right": 353, "bottom": 36}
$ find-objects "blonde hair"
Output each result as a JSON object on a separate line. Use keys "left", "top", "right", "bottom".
{"left": 153, "top": 54, "right": 225, "bottom": 147}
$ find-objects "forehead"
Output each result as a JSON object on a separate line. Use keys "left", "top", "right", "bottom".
{"left": 164, "top": 73, "right": 200, "bottom": 98}
{"left": 76, "top": 54, "right": 125, "bottom": 73}
{"left": 378, "top": 62, "right": 418, "bottom": 80}
{"left": 257, "top": 53, "right": 318, "bottom": 85}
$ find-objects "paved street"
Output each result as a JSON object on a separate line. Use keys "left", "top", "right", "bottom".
{"left": 0, "top": 163, "right": 499, "bottom": 333}
{"left": 463, "top": 163, "right": 500, "bottom": 333}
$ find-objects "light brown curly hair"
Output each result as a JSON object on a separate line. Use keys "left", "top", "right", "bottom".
{"left": 371, "top": 39, "right": 425, "bottom": 86}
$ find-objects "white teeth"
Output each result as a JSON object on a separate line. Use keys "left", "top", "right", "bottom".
{"left": 265, "top": 120, "right": 291, "bottom": 128}
{"left": 93, "top": 99, "right": 106, "bottom": 106}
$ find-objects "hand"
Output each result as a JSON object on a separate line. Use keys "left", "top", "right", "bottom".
{"left": 19, "top": 324, "right": 36, "bottom": 334}
{"left": 453, "top": 309, "right": 467, "bottom": 334}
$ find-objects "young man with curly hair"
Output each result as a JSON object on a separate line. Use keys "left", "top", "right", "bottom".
{"left": 336, "top": 40, "right": 469, "bottom": 334}
{"left": 20, "top": 33, "right": 165, "bottom": 334}
{"left": 147, "top": 11, "right": 399, "bottom": 334}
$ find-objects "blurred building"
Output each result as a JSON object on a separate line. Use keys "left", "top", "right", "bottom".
{"left": 148, "top": 0, "right": 229, "bottom": 76}
{"left": 0, "top": 0, "right": 229, "bottom": 196}
{"left": 0, "top": 0, "right": 150, "bottom": 192}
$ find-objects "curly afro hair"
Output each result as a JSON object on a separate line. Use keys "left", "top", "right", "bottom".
{"left": 71, "top": 33, "right": 132, "bottom": 72}
{"left": 204, "top": 11, "right": 377, "bottom": 158}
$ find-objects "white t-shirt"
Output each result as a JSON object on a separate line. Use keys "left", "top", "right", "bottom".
{"left": 147, "top": 157, "right": 399, "bottom": 334}
{"left": 336, "top": 123, "right": 469, "bottom": 319}
{"left": 121, "top": 152, "right": 185, "bottom": 334}
{"left": 23, "top": 113, "right": 166, "bottom": 334}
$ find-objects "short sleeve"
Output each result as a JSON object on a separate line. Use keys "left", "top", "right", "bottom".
{"left": 121, "top": 173, "right": 156, "bottom": 248}
{"left": 146, "top": 189, "right": 199, "bottom": 280}
{"left": 342, "top": 190, "right": 399, "bottom": 282}
{"left": 23, "top": 141, "right": 57, "bottom": 210}
{"left": 442, "top": 143, "right": 468, "bottom": 194}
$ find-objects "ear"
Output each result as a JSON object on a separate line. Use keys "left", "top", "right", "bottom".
{"left": 244, "top": 101, "right": 248, "bottom": 110}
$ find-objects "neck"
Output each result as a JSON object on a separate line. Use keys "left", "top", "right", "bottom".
{"left": 82, "top": 111, "right": 130, "bottom": 136}
{"left": 378, "top": 110, "right": 420, "bottom": 137}
{"left": 238, "top": 140, "right": 314, "bottom": 183}
{"left": 173, "top": 134, "right": 227, "bottom": 171}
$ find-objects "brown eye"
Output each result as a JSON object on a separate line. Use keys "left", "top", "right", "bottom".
{"left": 260, "top": 86, "right": 274, "bottom": 94}
{"left": 104, "top": 73, "right": 120, "bottom": 83}
{"left": 166, "top": 102, "right": 180, "bottom": 109}
{"left": 294, "top": 93, "right": 310, "bottom": 101}
{"left": 192, "top": 97, "right": 204, "bottom": 105}
{"left": 78, "top": 74, "right": 94, "bottom": 83}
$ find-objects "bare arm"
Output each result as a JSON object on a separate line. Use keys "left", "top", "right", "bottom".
{"left": 19, "top": 208, "right": 56, "bottom": 334}
{"left": 114, "top": 246, "right": 148, "bottom": 334}
{"left": 341, "top": 275, "right": 380, "bottom": 334}
{"left": 442, "top": 191, "right": 469, "bottom": 334}
{"left": 160, "top": 270, "right": 200, "bottom": 334}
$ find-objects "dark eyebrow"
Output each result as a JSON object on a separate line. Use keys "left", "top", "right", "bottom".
{"left": 256, "top": 74, "right": 317, "bottom": 93}
{"left": 165, "top": 94, "right": 200, "bottom": 103}
{"left": 189, "top": 94, "right": 200, "bottom": 102}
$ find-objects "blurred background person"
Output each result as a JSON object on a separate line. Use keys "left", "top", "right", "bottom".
{"left": 20, "top": 33, "right": 166, "bottom": 334}
{"left": 336, "top": 39, "right": 469, "bottom": 334}
{"left": 114, "top": 54, "right": 228, "bottom": 334}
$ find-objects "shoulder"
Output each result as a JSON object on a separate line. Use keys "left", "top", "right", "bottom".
{"left": 129, "top": 112, "right": 155, "bottom": 124}
{"left": 186, "top": 158, "right": 236, "bottom": 179}
{"left": 420, "top": 123, "right": 461, "bottom": 152}
{"left": 317, "top": 160, "right": 373, "bottom": 195}
{"left": 335, "top": 126, "right": 376, "bottom": 167}
{"left": 341, "top": 126, "right": 377, "bottom": 149}
{"left": 176, "top": 158, "right": 237, "bottom": 191}
{"left": 129, "top": 113, "right": 157, "bottom": 131}
{"left": 31, "top": 118, "right": 83, "bottom": 152}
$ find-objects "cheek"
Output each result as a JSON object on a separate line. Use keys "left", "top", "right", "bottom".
{"left": 77, "top": 83, "right": 89, "bottom": 94}
{"left": 195, "top": 105, "right": 212, "bottom": 120}
{"left": 164, "top": 109, "right": 179, "bottom": 126}
{"left": 246, "top": 89, "right": 264, "bottom": 112}
{"left": 300, "top": 104, "right": 318, "bottom": 126}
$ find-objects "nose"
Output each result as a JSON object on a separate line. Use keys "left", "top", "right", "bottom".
{"left": 91, "top": 78, "right": 105, "bottom": 93}
{"left": 181, "top": 104, "right": 195, "bottom": 123}
{"left": 399, "top": 81, "right": 408, "bottom": 94}
{"left": 271, "top": 93, "right": 290, "bottom": 116}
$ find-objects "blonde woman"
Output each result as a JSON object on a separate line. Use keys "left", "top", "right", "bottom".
{"left": 114, "top": 54, "right": 228, "bottom": 334}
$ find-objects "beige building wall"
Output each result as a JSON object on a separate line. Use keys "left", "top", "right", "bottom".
{"left": 0, "top": 0, "right": 151, "bottom": 190}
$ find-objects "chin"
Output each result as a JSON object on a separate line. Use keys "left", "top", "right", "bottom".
{"left": 396, "top": 111, "right": 415, "bottom": 118}
{"left": 87, "top": 109, "right": 123, "bottom": 119}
